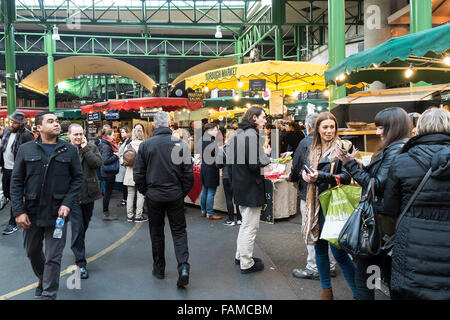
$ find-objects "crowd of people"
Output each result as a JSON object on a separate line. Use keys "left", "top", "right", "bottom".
{"left": 0, "top": 105, "right": 449, "bottom": 300}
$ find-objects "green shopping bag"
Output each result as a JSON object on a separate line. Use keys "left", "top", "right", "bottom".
{"left": 319, "top": 184, "right": 361, "bottom": 248}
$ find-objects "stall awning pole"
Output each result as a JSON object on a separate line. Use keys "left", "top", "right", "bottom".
{"left": 328, "top": 0, "right": 346, "bottom": 110}
{"left": 45, "top": 31, "right": 56, "bottom": 112}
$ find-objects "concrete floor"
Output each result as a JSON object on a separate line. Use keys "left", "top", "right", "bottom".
{"left": 0, "top": 190, "right": 387, "bottom": 300}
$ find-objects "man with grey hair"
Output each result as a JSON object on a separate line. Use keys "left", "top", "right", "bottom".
{"left": 133, "top": 111, "right": 194, "bottom": 288}
{"left": 288, "top": 112, "right": 336, "bottom": 280}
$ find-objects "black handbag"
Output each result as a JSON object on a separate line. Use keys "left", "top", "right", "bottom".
{"left": 338, "top": 178, "right": 381, "bottom": 258}
{"left": 102, "top": 158, "right": 120, "bottom": 174}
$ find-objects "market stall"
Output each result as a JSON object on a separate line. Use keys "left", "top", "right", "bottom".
{"left": 184, "top": 153, "right": 298, "bottom": 224}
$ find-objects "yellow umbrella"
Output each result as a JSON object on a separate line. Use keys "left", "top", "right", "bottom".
{"left": 185, "top": 60, "right": 363, "bottom": 95}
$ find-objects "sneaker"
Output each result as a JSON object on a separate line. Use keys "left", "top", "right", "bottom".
{"left": 223, "top": 220, "right": 236, "bottom": 226}
{"left": 241, "top": 260, "right": 264, "bottom": 274}
{"left": 0, "top": 198, "right": 9, "bottom": 210}
{"left": 34, "top": 285, "right": 43, "bottom": 299}
{"left": 79, "top": 267, "right": 89, "bottom": 279}
{"left": 117, "top": 200, "right": 127, "bottom": 207}
{"left": 2, "top": 225, "right": 18, "bottom": 235}
{"left": 292, "top": 268, "right": 320, "bottom": 280}
{"left": 237, "top": 220, "right": 242, "bottom": 225}
{"left": 102, "top": 212, "right": 118, "bottom": 221}
{"left": 134, "top": 217, "right": 148, "bottom": 223}
{"left": 127, "top": 217, "right": 134, "bottom": 223}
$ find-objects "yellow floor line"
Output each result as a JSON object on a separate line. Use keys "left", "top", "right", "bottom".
{"left": 0, "top": 223, "right": 143, "bottom": 300}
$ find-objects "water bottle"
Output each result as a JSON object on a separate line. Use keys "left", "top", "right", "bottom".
{"left": 53, "top": 216, "right": 65, "bottom": 239}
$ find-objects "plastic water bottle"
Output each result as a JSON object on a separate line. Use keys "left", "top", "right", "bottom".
{"left": 53, "top": 217, "right": 65, "bottom": 239}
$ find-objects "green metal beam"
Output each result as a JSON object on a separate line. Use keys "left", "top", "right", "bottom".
{"left": 45, "top": 31, "right": 56, "bottom": 111}
{"left": 3, "top": 0, "right": 17, "bottom": 115}
{"left": 328, "top": 0, "right": 346, "bottom": 110}
{"left": 410, "top": 0, "right": 432, "bottom": 34}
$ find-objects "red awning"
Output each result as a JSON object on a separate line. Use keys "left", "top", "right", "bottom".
{"left": 81, "top": 97, "right": 203, "bottom": 114}
{"left": 0, "top": 108, "right": 43, "bottom": 119}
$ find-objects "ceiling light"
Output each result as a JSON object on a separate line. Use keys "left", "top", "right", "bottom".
{"left": 444, "top": 56, "right": 450, "bottom": 66}
{"left": 338, "top": 73, "right": 346, "bottom": 81}
{"left": 204, "top": 86, "right": 209, "bottom": 93}
{"left": 233, "top": 95, "right": 240, "bottom": 101}
{"left": 215, "top": 26, "right": 222, "bottom": 39}
{"left": 405, "top": 64, "right": 414, "bottom": 78}
{"left": 52, "top": 24, "right": 60, "bottom": 41}
{"left": 237, "top": 81, "right": 244, "bottom": 89}
{"left": 323, "top": 89, "right": 330, "bottom": 97}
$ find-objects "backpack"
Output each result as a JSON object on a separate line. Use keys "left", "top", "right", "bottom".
{"left": 122, "top": 144, "right": 136, "bottom": 167}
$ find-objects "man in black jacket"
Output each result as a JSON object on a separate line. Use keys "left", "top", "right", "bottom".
{"left": 11, "top": 111, "right": 83, "bottom": 300}
{"left": 289, "top": 113, "right": 337, "bottom": 280}
{"left": 1, "top": 111, "right": 35, "bottom": 235}
{"left": 68, "top": 123, "right": 103, "bottom": 280}
{"left": 134, "top": 111, "right": 193, "bottom": 288}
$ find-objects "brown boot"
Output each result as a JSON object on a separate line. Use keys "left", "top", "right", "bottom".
{"left": 206, "top": 214, "right": 223, "bottom": 220}
{"left": 321, "top": 288, "right": 334, "bottom": 300}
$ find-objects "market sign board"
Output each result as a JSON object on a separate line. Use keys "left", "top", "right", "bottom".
{"left": 87, "top": 112, "right": 101, "bottom": 121}
{"left": 218, "top": 90, "right": 233, "bottom": 97}
{"left": 105, "top": 110, "right": 119, "bottom": 120}
{"left": 188, "top": 92, "right": 203, "bottom": 102}
{"left": 269, "top": 90, "right": 284, "bottom": 115}
{"left": 249, "top": 79, "right": 266, "bottom": 91}
{"left": 205, "top": 67, "right": 238, "bottom": 82}
{"left": 140, "top": 109, "right": 158, "bottom": 118}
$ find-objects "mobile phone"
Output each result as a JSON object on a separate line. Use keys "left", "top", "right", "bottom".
{"left": 304, "top": 164, "right": 312, "bottom": 174}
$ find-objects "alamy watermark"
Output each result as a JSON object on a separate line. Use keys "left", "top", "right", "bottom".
{"left": 66, "top": 265, "right": 81, "bottom": 290}
{"left": 366, "top": 265, "right": 390, "bottom": 295}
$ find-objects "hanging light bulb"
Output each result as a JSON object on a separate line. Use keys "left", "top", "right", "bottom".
{"left": 444, "top": 56, "right": 450, "bottom": 66}
{"left": 215, "top": 25, "right": 222, "bottom": 39}
{"left": 204, "top": 86, "right": 209, "bottom": 93}
{"left": 405, "top": 64, "right": 414, "bottom": 78}
{"left": 237, "top": 81, "right": 244, "bottom": 89}
{"left": 338, "top": 73, "right": 346, "bottom": 82}
{"left": 52, "top": 24, "right": 60, "bottom": 41}
{"left": 323, "top": 89, "right": 330, "bottom": 97}
{"left": 233, "top": 95, "right": 240, "bottom": 101}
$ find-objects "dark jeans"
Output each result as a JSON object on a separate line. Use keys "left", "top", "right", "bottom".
{"left": 315, "top": 239, "right": 357, "bottom": 298}
{"left": 122, "top": 184, "right": 128, "bottom": 201}
{"left": 103, "top": 178, "right": 115, "bottom": 212}
{"left": 2, "top": 168, "right": 15, "bottom": 226}
{"left": 146, "top": 196, "right": 189, "bottom": 274}
{"left": 23, "top": 223, "right": 68, "bottom": 299}
{"left": 354, "top": 253, "right": 391, "bottom": 300}
{"left": 70, "top": 202, "right": 95, "bottom": 268}
{"left": 222, "top": 178, "right": 241, "bottom": 222}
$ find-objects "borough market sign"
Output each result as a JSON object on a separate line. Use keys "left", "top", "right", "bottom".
{"left": 205, "top": 67, "right": 238, "bottom": 82}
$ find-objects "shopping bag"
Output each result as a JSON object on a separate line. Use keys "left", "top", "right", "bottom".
{"left": 319, "top": 184, "right": 361, "bottom": 248}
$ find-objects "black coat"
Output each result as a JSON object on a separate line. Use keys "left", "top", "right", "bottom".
{"left": 78, "top": 142, "right": 103, "bottom": 205}
{"left": 281, "top": 130, "right": 306, "bottom": 153}
{"left": 344, "top": 140, "right": 406, "bottom": 215}
{"left": 133, "top": 127, "right": 194, "bottom": 202}
{"left": 98, "top": 137, "right": 119, "bottom": 180}
{"left": 0, "top": 126, "right": 35, "bottom": 167}
{"left": 10, "top": 138, "right": 83, "bottom": 227}
{"left": 289, "top": 132, "right": 313, "bottom": 201}
{"left": 201, "top": 134, "right": 220, "bottom": 188}
{"left": 231, "top": 122, "right": 271, "bottom": 207}
{"left": 383, "top": 133, "right": 450, "bottom": 300}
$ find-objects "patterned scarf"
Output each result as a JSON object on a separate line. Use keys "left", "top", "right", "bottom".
{"left": 302, "top": 139, "right": 337, "bottom": 245}
{"left": 102, "top": 136, "right": 119, "bottom": 153}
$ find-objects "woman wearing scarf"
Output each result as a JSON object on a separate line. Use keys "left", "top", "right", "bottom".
{"left": 302, "top": 112, "right": 356, "bottom": 300}
{"left": 99, "top": 129, "right": 120, "bottom": 221}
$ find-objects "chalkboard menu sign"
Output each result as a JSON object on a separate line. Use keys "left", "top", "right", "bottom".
{"left": 249, "top": 79, "right": 266, "bottom": 91}
{"left": 260, "top": 179, "right": 274, "bottom": 224}
{"left": 188, "top": 92, "right": 203, "bottom": 102}
{"left": 218, "top": 90, "right": 233, "bottom": 97}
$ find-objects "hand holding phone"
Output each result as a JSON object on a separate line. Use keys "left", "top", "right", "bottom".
{"left": 304, "top": 164, "right": 313, "bottom": 174}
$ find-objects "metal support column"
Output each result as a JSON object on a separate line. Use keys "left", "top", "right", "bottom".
{"left": 273, "top": 0, "right": 285, "bottom": 61}
{"left": 328, "top": 0, "right": 346, "bottom": 110}
{"left": 104, "top": 75, "right": 108, "bottom": 101}
{"left": 410, "top": 0, "right": 431, "bottom": 87}
{"left": 235, "top": 39, "right": 243, "bottom": 64}
{"left": 45, "top": 31, "right": 56, "bottom": 111}
{"left": 115, "top": 75, "right": 119, "bottom": 100}
{"left": 159, "top": 58, "right": 168, "bottom": 97}
{"left": 4, "top": 0, "right": 17, "bottom": 114}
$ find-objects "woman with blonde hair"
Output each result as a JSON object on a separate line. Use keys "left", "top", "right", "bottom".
{"left": 383, "top": 107, "right": 450, "bottom": 300}
{"left": 302, "top": 112, "right": 356, "bottom": 300}
{"left": 123, "top": 126, "right": 147, "bottom": 222}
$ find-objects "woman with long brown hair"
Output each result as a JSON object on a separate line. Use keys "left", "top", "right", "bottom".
{"left": 336, "top": 107, "right": 412, "bottom": 300}
{"left": 302, "top": 112, "right": 356, "bottom": 299}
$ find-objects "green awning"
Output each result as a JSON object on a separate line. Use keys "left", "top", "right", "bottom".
{"left": 54, "top": 109, "right": 83, "bottom": 119}
{"left": 325, "top": 24, "right": 450, "bottom": 86}
{"left": 203, "top": 97, "right": 267, "bottom": 108}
